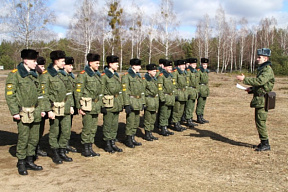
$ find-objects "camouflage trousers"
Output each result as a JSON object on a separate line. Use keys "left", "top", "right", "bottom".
{"left": 196, "top": 97, "right": 207, "bottom": 115}
{"left": 125, "top": 110, "right": 140, "bottom": 136}
{"left": 144, "top": 110, "right": 157, "bottom": 131}
{"left": 81, "top": 113, "right": 98, "bottom": 144}
{"left": 255, "top": 107, "right": 269, "bottom": 140}
{"left": 103, "top": 112, "right": 119, "bottom": 141}
{"left": 185, "top": 99, "right": 196, "bottom": 120}
{"left": 49, "top": 115, "right": 71, "bottom": 149}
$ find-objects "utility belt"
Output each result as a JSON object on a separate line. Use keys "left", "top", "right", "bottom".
{"left": 200, "top": 83, "right": 206, "bottom": 85}
{"left": 146, "top": 94, "right": 158, "bottom": 98}
{"left": 254, "top": 93, "right": 265, "bottom": 97}
{"left": 189, "top": 86, "right": 196, "bottom": 88}
{"left": 164, "top": 93, "right": 173, "bottom": 96}
{"left": 20, "top": 106, "right": 37, "bottom": 123}
{"left": 177, "top": 88, "right": 186, "bottom": 91}
{"left": 130, "top": 95, "right": 141, "bottom": 99}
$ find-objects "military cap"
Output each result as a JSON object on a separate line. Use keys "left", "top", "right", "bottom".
{"left": 177, "top": 59, "right": 186, "bottom": 66}
{"left": 50, "top": 50, "right": 66, "bottom": 61}
{"left": 65, "top": 57, "right": 74, "bottom": 65}
{"left": 21, "top": 49, "right": 38, "bottom": 60}
{"left": 186, "top": 58, "right": 197, "bottom": 63}
{"left": 87, "top": 53, "right": 100, "bottom": 62}
{"left": 159, "top": 58, "right": 167, "bottom": 64}
{"left": 37, "top": 56, "right": 46, "bottom": 65}
{"left": 257, "top": 48, "right": 271, "bottom": 57}
{"left": 130, "top": 58, "right": 141, "bottom": 66}
{"left": 146, "top": 64, "right": 157, "bottom": 70}
{"left": 106, "top": 55, "right": 119, "bottom": 64}
{"left": 163, "top": 60, "right": 173, "bottom": 67}
{"left": 201, "top": 58, "right": 209, "bottom": 63}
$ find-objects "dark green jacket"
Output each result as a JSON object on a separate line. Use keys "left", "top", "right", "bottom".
{"left": 5, "top": 62, "right": 42, "bottom": 122}
{"left": 74, "top": 65, "right": 103, "bottom": 114}
{"left": 121, "top": 68, "right": 145, "bottom": 110}
{"left": 243, "top": 61, "right": 275, "bottom": 108}
{"left": 171, "top": 67, "right": 188, "bottom": 101}
{"left": 144, "top": 73, "right": 159, "bottom": 111}
{"left": 157, "top": 70, "right": 175, "bottom": 106}
{"left": 186, "top": 66, "right": 200, "bottom": 100}
{"left": 198, "top": 66, "right": 210, "bottom": 97}
{"left": 101, "top": 68, "right": 124, "bottom": 112}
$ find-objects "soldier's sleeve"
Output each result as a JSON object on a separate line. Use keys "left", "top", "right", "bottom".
{"left": 121, "top": 74, "right": 131, "bottom": 106}
{"left": 157, "top": 74, "right": 165, "bottom": 103}
{"left": 243, "top": 67, "right": 274, "bottom": 86}
{"left": 74, "top": 73, "right": 85, "bottom": 109}
{"left": 39, "top": 72, "right": 52, "bottom": 112}
{"left": 5, "top": 72, "right": 19, "bottom": 115}
{"left": 171, "top": 71, "right": 178, "bottom": 89}
{"left": 141, "top": 77, "right": 146, "bottom": 105}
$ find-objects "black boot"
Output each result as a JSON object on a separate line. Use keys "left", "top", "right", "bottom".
{"left": 81, "top": 143, "right": 93, "bottom": 157}
{"left": 66, "top": 144, "right": 77, "bottom": 153}
{"left": 111, "top": 140, "right": 123, "bottom": 152}
{"left": 59, "top": 148, "right": 73, "bottom": 162}
{"left": 89, "top": 143, "right": 100, "bottom": 156}
{"left": 197, "top": 115, "right": 205, "bottom": 124}
{"left": 26, "top": 156, "right": 43, "bottom": 170}
{"left": 187, "top": 119, "right": 196, "bottom": 128}
{"left": 17, "top": 159, "right": 28, "bottom": 175}
{"left": 255, "top": 140, "right": 271, "bottom": 151}
{"left": 160, "top": 126, "right": 169, "bottom": 136}
{"left": 165, "top": 126, "right": 174, "bottom": 135}
{"left": 52, "top": 149, "right": 63, "bottom": 164}
{"left": 132, "top": 135, "right": 142, "bottom": 146}
{"left": 174, "top": 122, "right": 184, "bottom": 132}
{"left": 36, "top": 145, "right": 47, "bottom": 157}
{"left": 149, "top": 131, "right": 158, "bottom": 140}
{"left": 125, "top": 136, "right": 135, "bottom": 148}
{"left": 201, "top": 115, "right": 209, "bottom": 123}
{"left": 105, "top": 140, "right": 115, "bottom": 153}
{"left": 144, "top": 130, "right": 153, "bottom": 141}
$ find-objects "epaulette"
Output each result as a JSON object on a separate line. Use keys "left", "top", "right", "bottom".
{"left": 42, "top": 70, "right": 48, "bottom": 74}
{"left": 124, "top": 72, "right": 128, "bottom": 75}
{"left": 159, "top": 73, "right": 163, "bottom": 77}
{"left": 101, "top": 73, "right": 105, "bottom": 76}
{"left": 197, "top": 69, "right": 200, "bottom": 71}
{"left": 80, "top": 70, "right": 85, "bottom": 74}
{"left": 173, "top": 69, "right": 177, "bottom": 72}
{"left": 11, "top": 69, "right": 18, "bottom": 73}
{"left": 156, "top": 69, "right": 159, "bottom": 72}
{"left": 142, "top": 77, "right": 145, "bottom": 80}
{"left": 186, "top": 69, "right": 190, "bottom": 71}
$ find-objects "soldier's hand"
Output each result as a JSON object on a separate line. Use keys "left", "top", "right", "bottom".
{"left": 236, "top": 73, "right": 245, "bottom": 81}
{"left": 78, "top": 109, "right": 86, "bottom": 116}
{"left": 41, "top": 112, "right": 46, "bottom": 117}
{"left": 125, "top": 105, "right": 132, "bottom": 114}
{"left": 246, "top": 87, "right": 253, "bottom": 94}
{"left": 175, "top": 96, "right": 179, "bottom": 101}
{"left": 70, "top": 107, "right": 74, "bottom": 115}
{"left": 13, "top": 114, "right": 20, "bottom": 120}
{"left": 101, "top": 107, "right": 107, "bottom": 115}
{"left": 48, "top": 111, "right": 55, "bottom": 120}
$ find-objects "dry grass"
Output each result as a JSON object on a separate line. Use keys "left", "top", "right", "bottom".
{"left": 0, "top": 72, "right": 287, "bottom": 192}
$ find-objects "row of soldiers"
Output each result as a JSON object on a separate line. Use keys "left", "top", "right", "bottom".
{"left": 5, "top": 49, "right": 210, "bottom": 175}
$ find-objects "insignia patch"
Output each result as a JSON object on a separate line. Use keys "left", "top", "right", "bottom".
{"left": 122, "top": 84, "right": 126, "bottom": 91}
{"left": 43, "top": 70, "right": 48, "bottom": 74}
{"left": 172, "top": 79, "right": 176, "bottom": 85}
{"left": 101, "top": 73, "right": 105, "bottom": 76}
{"left": 80, "top": 70, "right": 85, "bottom": 74}
{"left": 159, "top": 73, "right": 163, "bottom": 77}
{"left": 76, "top": 89, "right": 81, "bottom": 92}
{"left": 76, "top": 84, "right": 82, "bottom": 88}
{"left": 41, "top": 84, "right": 45, "bottom": 89}
{"left": 11, "top": 69, "right": 17, "bottom": 73}
{"left": 6, "top": 84, "right": 13, "bottom": 90}
{"left": 158, "top": 84, "right": 163, "bottom": 91}
{"left": 6, "top": 91, "right": 13, "bottom": 95}
{"left": 42, "top": 91, "right": 45, "bottom": 94}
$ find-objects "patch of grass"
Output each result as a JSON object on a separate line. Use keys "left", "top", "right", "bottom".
{"left": 211, "top": 83, "right": 222, "bottom": 87}
{"left": 278, "top": 87, "right": 288, "bottom": 90}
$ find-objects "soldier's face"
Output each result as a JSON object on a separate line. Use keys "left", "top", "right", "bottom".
{"left": 24, "top": 59, "right": 37, "bottom": 70}
{"left": 257, "top": 55, "right": 268, "bottom": 65}
{"left": 110, "top": 62, "right": 119, "bottom": 71}
{"left": 64, "top": 64, "right": 73, "bottom": 73}
{"left": 178, "top": 64, "right": 186, "bottom": 71}
{"left": 159, "top": 64, "right": 164, "bottom": 68}
{"left": 148, "top": 70, "right": 157, "bottom": 77}
{"left": 164, "top": 66, "right": 172, "bottom": 73}
{"left": 132, "top": 65, "right": 141, "bottom": 72}
{"left": 191, "top": 63, "right": 197, "bottom": 69}
{"left": 36, "top": 65, "right": 45, "bottom": 73}
{"left": 202, "top": 63, "right": 208, "bottom": 69}
{"left": 55, "top": 58, "right": 65, "bottom": 69}
{"left": 90, "top": 61, "right": 100, "bottom": 71}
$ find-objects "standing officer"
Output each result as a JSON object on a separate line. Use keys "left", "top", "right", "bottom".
{"left": 122, "top": 58, "right": 145, "bottom": 148}
{"left": 143, "top": 64, "right": 159, "bottom": 141}
{"left": 185, "top": 58, "right": 200, "bottom": 127}
{"left": 5, "top": 49, "right": 45, "bottom": 175}
{"left": 39, "top": 50, "right": 74, "bottom": 164}
{"left": 236, "top": 48, "right": 275, "bottom": 151}
{"left": 157, "top": 60, "right": 175, "bottom": 136}
{"left": 196, "top": 58, "right": 210, "bottom": 124}
{"left": 64, "top": 57, "right": 77, "bottom": 153}
{"left": 171, "top": 60, "right": 188, "bottom": 131}
{"left": 35, "top": 56, "right": 48, "bottom": 157}
{"left": 74, "top": 53, "right": 102, "bottom": 157}
{"left": 156, "top": 59, "right": 166, "bottom": 77}
{"left": 101, "top": 55, "right": 124, "bottom": 153}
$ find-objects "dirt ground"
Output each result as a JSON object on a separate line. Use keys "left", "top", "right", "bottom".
{"left": 0, "top": 71, "right": 287, "bottom": 192}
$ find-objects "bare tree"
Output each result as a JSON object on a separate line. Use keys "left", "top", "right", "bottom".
{"left": 238, "top": 17, "right": 248, "bottom": 72}
{"left": 1, "top": 0, "right": 55, "bottom": 48}
{"left": 258, "top": 17, "right": 277, "bottom": 48}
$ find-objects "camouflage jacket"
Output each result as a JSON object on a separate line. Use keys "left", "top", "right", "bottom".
{"left": 171, "top": 67, "right": 188, "bottom": 101}
{"left": 143, "top": 73, "right": 159, "bottom": 111}
{"left": 157, "top": 70, "right": 175, "bottom": 106}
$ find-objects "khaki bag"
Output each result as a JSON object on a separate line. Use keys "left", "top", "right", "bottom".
{"left": 20, "top": 107, "right": 35, "bottom": 123}
{"left": 52, "top": 102, "right": 65, "bottom": 116}
{"left": 265, "top": 92, "right": 276, "bottom": 111}
{"left": 80, "top": 97, "right": 92, "bottom": 111}
{"left": 102, "top": 95, "right": 114, "bottom": 108}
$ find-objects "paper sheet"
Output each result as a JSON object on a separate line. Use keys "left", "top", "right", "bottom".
{"left": 236, "top": 83, "right": 247, "bottom": 90}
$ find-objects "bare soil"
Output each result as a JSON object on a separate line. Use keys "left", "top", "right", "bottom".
{"left": 0, "top": 71, "right": 287, "bottom": 192}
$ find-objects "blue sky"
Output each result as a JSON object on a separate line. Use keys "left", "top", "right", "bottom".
{"left": 36, "top": 0, "right": 288, "bottom": 39}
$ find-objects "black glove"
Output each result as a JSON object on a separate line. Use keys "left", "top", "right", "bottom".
{"left": 142, "top": 104, "right": 146, "bottom": 111}
{"left": 175, "top": 96, "right": 179, "bottom": 101}
{"left": 101, "top": 107, "right": 107, "bottom": 115}
{"left": 198, "top": 92, "right": 201, "bottom": 98}
{"left": 188, "top": 95, "right": 191, "bottom": 100}
{"left": 125, "top": 105, "right": 132, "bottom": 114}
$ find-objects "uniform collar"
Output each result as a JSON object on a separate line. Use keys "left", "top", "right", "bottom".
{"left": 162, "top": 70, "right": 172, "bottom": 78}
{"left": 47, "top": 63, "right": 58, "bottom": 77}
{"left": 200, "top": 66, "right": 209, "bottom": 73}
{"left": 144, "top": 73, "right": 156, "bottom": 81}
{"left": 258, "top": 61, "right": 272, "bottom": 71}
{"left": 17, "top": 62, "right": 38, "bottom": 78}
{"left": 104, "top": 68, "right": 119, "bottom": 78}
{"left": 68, "top": 72, "right": 75, "bottom": 79}
{"left": 188, "top": 66, "right": 197, "bottom": 73}
{"left": 128, "top": 67, "right": 141, "bottom": 78}
{"left": 176, "top": 67, "right": 186, "bottom": 74}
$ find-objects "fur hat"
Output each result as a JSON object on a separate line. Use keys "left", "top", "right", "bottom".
{"left": 21, "top": 49, "right": 38, "bottom": 60}
{"left": 201, "top": 58, "right": 209, "bottom": 63}
{"left": 65, "top": 57, "right": 74, "bottom": 65}
{"left": 106, "top": 55, "right": 119, "bottom": 64}
{"left": 175, "top": 60, "right": 186, "bottom": 66}
{"left": 257, "top": 48, "right": 271, "bottom": 57}
{"left": 159, "top": 58, "right": 167, "bottom": 64}
{"left": 50, "top": 50, "right": 66, "bottom": 61}
{"left": 186, "top": 58, "right": 197, "bottom": 63}
{"left": 130, "top": 58, "right": 141, "bottom": 66}
{"left": 37, "top": 56, "right": 46, "bottom": 65}
{"left": 163, "top": 60, "right": 173, "bottom": 67}
{"left": 87, "top": 53, "right": 100, "bottom": 62}
{"left": 146, "top": 64, "right": 157, "bottom": 70}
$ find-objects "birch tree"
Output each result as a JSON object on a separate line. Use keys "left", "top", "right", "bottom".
{"left": 238, "top": 17, "right": 248, "bottom": 71}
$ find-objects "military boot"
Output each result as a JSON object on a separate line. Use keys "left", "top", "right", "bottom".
{"left": 201, "top": 115, "right": 209, "bottom": 123}
{"left": 81, "top": 143, "right": 93, "bottom": 157}
{"left": 149, "top": 131, "right": 158, "bottom": 140}
{"left": 255, "top": 140, "right": 271, "bottom": 151}
{"left": 165, "top": 126, "right": 174, "bottom": 135}
{"left": 144, "top": 130, "right": 153, "bottom": 141}
{"left": 111, "top": 140, "right": 123, "bottom": 152}
{"left": 174, "top": 122, "right": 184, "bottom": 132}
{"left": 105, "top": 140, "right": 115, "bottom": 153}
{"left": 160, "top": 126, "right": 169, "bottom": 136}
{"left": 52, "top": 149, "right": 63, "bottom": 164}
{"left": 17, "top": 159, "right": 28, "bottom": 175}
{"left": 132, "top": 135, "right": 142, "bottom": 146}
{"left": 125, "top": 136, "right": 135, "bottom": 148}
{"left": 59, "top": 148, "right": 73, "bottom": 162}
{"left": 36, "top": 145, "right": 47, "bottom": 157}
{"left": 26, "top": 156, "right": 43, "bottom": 171}
{"left": 187, "top": 119, "right": 195, "bottom": 128}
{"left": 66, "top": 144, "right": 77, "bottom": 153}
{"left": 197, "top": 115, "right": 205, "bottom": 124}
{"left": 89, "top": 143, "right": 100, "bottom": 156}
